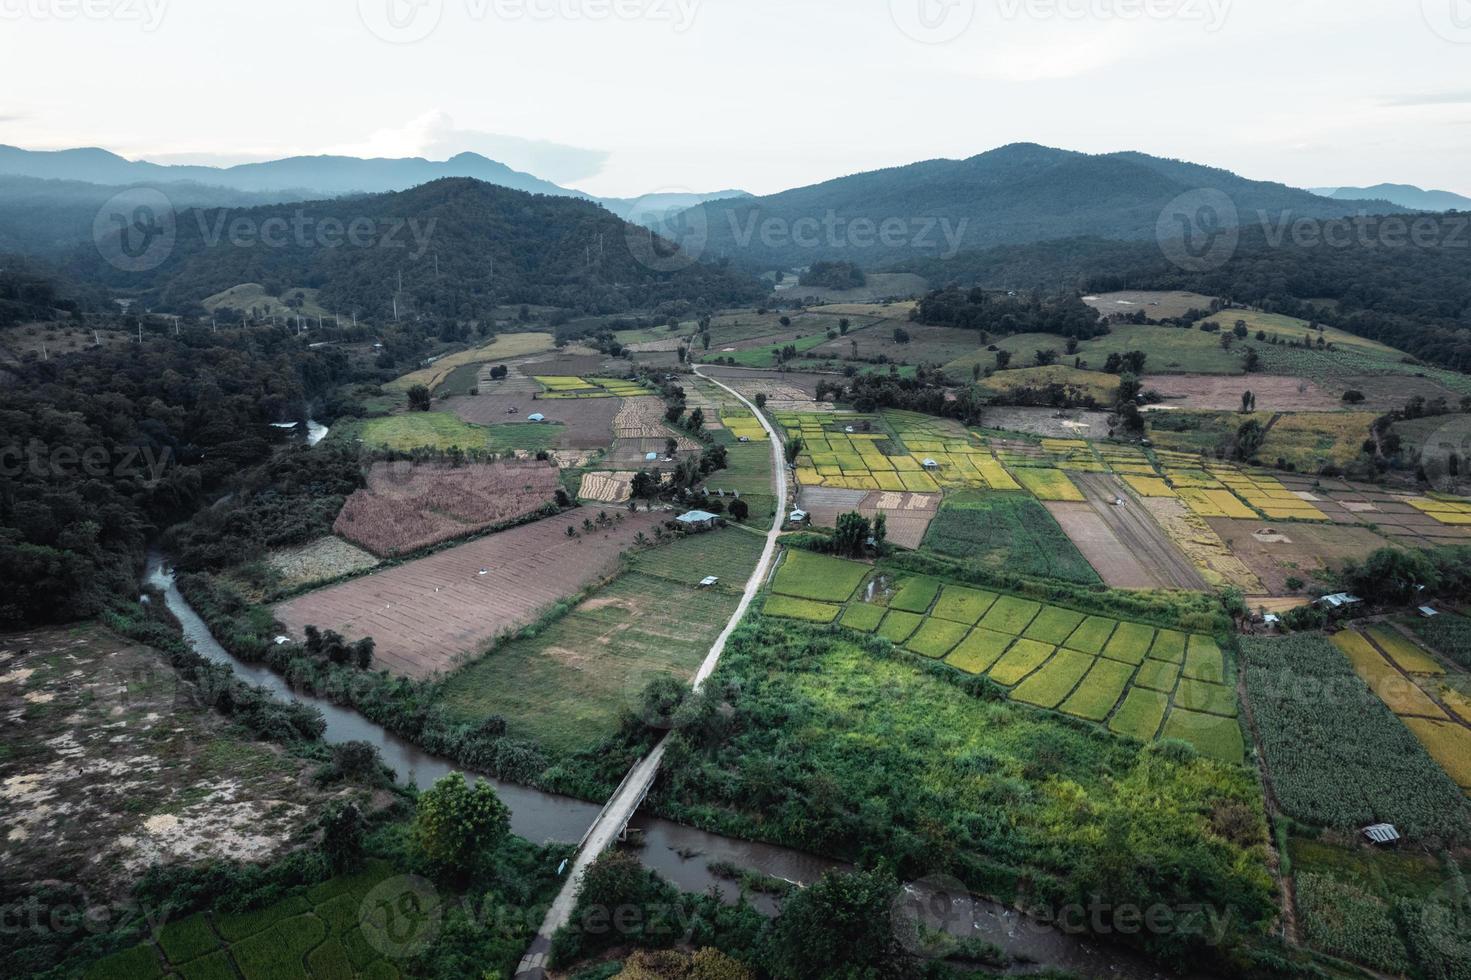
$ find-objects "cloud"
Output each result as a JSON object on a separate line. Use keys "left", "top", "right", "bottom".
{"left": 1381, "top": 90, "right": 1471, "bottom": 107}
{"left": 332, "top": 111, "right": 609, "bottom": 183}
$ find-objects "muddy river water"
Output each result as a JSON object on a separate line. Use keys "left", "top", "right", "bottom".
{"left": 145, "top": 556, "right": 1179, "bottom": 978}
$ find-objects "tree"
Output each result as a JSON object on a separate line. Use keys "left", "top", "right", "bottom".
{"left": 665, "top": 437, "right": 679, "bottom": 458}
{"left": 413, "top": 772, "right": 510, "bottom": 872}
{"left": 353, "top": 637, "right": 374, "bottom": 670}
{"left": 833, "top": 512, "right": 872, "bottom": 557}
{"left": 407, "top": 384, "right": 432, "bottom": 412}
{"left": 687, "top": 407, "right": 705, "bottom": 433}
{"left": 785, "top": 436, "right": 804, "bottom": 466}
{"left": 839, "top": 318, "right": 850, "bottom": 335}
{"left": 995, "top": 349, "right": 1012, "bottom": 369}
{"left": 1343, "top": 547, "right": 1440, "bottom": 605}
{"left": 754, "top": 393, "right": 767, "bottom": 409}
{"left": 779, "top": 315, "right": 792, "bottom": 328}
{"left": 1240, "top": 390, "right": 1256, "bottom": 413}
{"left": 1343, "top": 390, "right": 1366, "bottom": 404}
{"left": 1235, "top": 418, "right": 1266, "bottom": 460}
{"left": 728, "top": 498, "right": 750, "bottom": 521}
{"left": 322, "top": 802, "right": 367, "bottom": 875}
{"left": 892, "top": 327, "right": 911, "bottom": 345}
{"left": 872, "top": 513, "right": 887, "bottom": 551}
{"left": 767, "top": 869, "right": 902, "bottom": 980}
{"left": 1034, "top": 349, "right": 1059, "bottom": 367}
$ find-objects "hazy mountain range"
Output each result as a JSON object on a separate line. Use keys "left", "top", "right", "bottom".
{"left": 1309, "top": 183, "right": 1471, "bottom": 212}
{"left": 669, "top": 143, "right": 1415, "bottom": 268}
{"left": 0, "top": 144, "right": 747, "bottom": 221}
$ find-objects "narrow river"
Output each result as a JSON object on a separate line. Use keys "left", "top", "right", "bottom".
{"left": 144, "top": 557, "right": 1178, "bottom": 978}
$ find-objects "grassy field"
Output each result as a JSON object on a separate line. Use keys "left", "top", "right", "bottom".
{"left": 656, "top": 616, "right": 1276, "bottom": 946}
{"left": 385, "top": 332, "right": 556, "bottom": 393}
{"left": 978, "top": 365, "right": 1120, "bottom": 405}
{"left": 438, "top": 529, "right": 763, "bottom": 754}
{"left": 349, "top": 414, "right": 565, "bottom": 454}
{"left": 707, "top": 433, "right": 776, "bottom": 530}
{"left": 949, "top": 324, "right": 1247, "bottom": 376}
{"left": 918, "top": 489, "right": 1105, "bottom": 584}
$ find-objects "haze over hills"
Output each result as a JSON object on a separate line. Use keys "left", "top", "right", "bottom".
{"left": 0, "top": 144, "right": 748, "bottom": 223}
{"left": 674, "top": 143, "right": 1412, "bottom": 269}
{"left": 1309, "top": 183, "right": 1471, "bottom": 212}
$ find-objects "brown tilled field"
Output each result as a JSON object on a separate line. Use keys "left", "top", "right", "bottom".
{"left": 797, "top": 487, "right": 939, "bottom": 548}
{"left": 447, "top": 393, "right": 619, "bottom": 448}
{"left": 333, "top": 460, "right": 560, "bottom": 557}
{"left": 1204, "top": 518, "right": 1398, "bottom": 595}
{"left": 1145, "top": 374, "right": 1341, "bottom": 411}
{"left": 275, "top": 508, "right": 664, "bottom": 679}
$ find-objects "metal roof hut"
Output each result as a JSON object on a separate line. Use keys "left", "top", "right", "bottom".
{"left": 1363, "top": 824, "right": 1402, "bottom": 846}
{"left": 528, "top": 413, "right": 547, "bottom": 423}
{"left": 676, "top": 510, "right": 719, "bottom": 532}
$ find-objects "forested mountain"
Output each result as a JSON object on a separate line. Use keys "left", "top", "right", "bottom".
{"left": 1311, "top": 183, "right": 1471, "bottom": 212}
{"left": 0, "top": 305, "right": 360, "bottom": 627}
{"left": 71, "top": 178, "right": 763, "bottom": 319}
{"left": 899, "top": 214, "right": 1471, "bottom": 373}
{"left": 678, "top": 143, "right": 1407, "bottom": 268}
{"left": 0, "top": 175, "right": 299, "bottom": 256}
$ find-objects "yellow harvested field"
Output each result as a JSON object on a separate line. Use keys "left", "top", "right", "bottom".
{"left": 1332, "top": 631, "right": 1449, "bottom": 719}
{"left": 1009, "top": 467, "right": 1085, "bottom": 502}
{"left": 1366, "top": 627, "right": 1444, "bottom": 676}
{"left": 578, "top": 470, "right": 634, "bottom": 503}
{"left": 1123, "top": 476, "right": 1177, "bottom": 498}
{"left": 1138, "top": 498, "right": 1264, "bottom": 593}
{"left": 1401, "top": 718, "right": 1471, "bottom": 789}
{"left": 388, "top": 332, "right": 556, "bottom": 391}
{"left": 1178, "top": 487, "right": 1257, "bottom": 520}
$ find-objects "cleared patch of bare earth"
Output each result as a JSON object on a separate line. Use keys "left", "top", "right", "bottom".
{"left": 1081, "top": 290, "right": 1219, "bottom": 320}
{"left": 1144, "top": 375, "right": 1341, "bottom": 411}
{"left": 1204, "top": 518, "right": 1398, "bottom": 595}
{"left": 0, "top": 625, "right": 366, "bottom": 902}
{"left": 334, "top": 459, "right": 560, "bottom": 557}
{"left": 979, "top": 407, "right": 1113, "bottom": 439}
{"left": 1065, "top": 474, "right": 1208, "bottom": 590}
{"left": 274, "top": 508, "right": 663, "bottom": 679}
{"left": 797, "top": 488, "right": 940, "bottom": 549}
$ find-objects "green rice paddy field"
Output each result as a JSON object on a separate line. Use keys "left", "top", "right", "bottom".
{"left": 762, "top": 551, "right": 1243, "bottom": 762}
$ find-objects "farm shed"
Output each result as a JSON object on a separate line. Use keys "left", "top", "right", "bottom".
{"left": 1316, "top": 593, "right": 1363, "bottom": 611}
{"left": 677, "top": 510, "right": 720, "bottom": 532}
{"left": 528, "top": 413, "right": 547, "bottom": 423}
{"left": 1419, "top": 606, "right": 1440, "bottom": 619}
{"left": 1363, "top": 824, "right": 1402, "bottom": 846}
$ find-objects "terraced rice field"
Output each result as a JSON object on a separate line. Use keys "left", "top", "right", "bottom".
{"left": 533, "top": 376, "right": 654, "bottom": 399}
{"left": 760, "top": 553, "right": 1242, "bottom": 760}
{"left": 275, "top": 509, "right": 662, "bottom": 679}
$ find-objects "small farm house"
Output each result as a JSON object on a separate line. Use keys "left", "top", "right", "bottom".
{"left": 676, "top": 510, "right": 720, "bottom": 532}
{"left": 528, "top": 413, "right": 547, "bottom": 423}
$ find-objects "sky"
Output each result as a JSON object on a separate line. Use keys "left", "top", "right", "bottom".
{"left": 2, "top": 0, "right": 1470, "bottom": 198}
